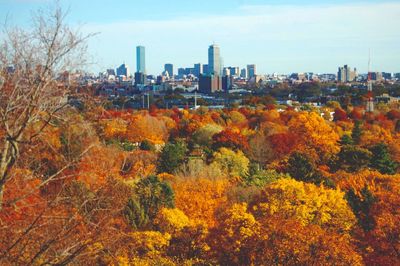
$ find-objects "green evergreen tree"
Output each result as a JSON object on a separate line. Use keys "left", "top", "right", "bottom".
{"left": 124, "top": 198, "right": 148, "bottom": 230}
{"left": 351, "top": 120, "right": 363, "bottom": 145}
{"left": 340, "top": 134, "right": 354, "bottom": 145}
{"left": 124, "top": 175, "right": 175, "bottom": 229}
{"left": 158, "top": 140, "right": 187, "bottom": 174}
{"left": 286, "top": 152, "right": 323, "bottom": 185}
{"left": 369, "top": 143, "right": 397, "bottom": 174}
{"left": 140, "top": 139, "right": 156, "bottom": 151}
{"left": 346, "top": 186, "right": 376, "bottom": 231}
{"left": 337, "top": 145, "right": 372, "bottom": 172}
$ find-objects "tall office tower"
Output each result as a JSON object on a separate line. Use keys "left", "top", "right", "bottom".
{"left": 247, "top": 64, "right": 256, "bottom": 78}
{"left": 208, "top": 44, "right": 221, "bottom": 76}
{"left": 164, "top": 63, "right": 173, "bottom": 77}
{"left": 240, "top": 68, "right": 247, "bottom": 79}
{"left": 194, "top": 63, "right": 203, "bottom": 77}
{"left": 337, "top": 65, "right": 357, "bottom": 82}
{"left": 116, "top": 63, "right": 130, "bottom": 77}
{"left": 136, "top": 46, "right": 146, "bottom": 74}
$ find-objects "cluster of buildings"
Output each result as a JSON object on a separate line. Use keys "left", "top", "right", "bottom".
{"left": 82, "top": 44, "right": 400, "bottom": 99}
{"left": 337, "top": 64, "right": 393, "bottom": 83}
{"left": 100, "top": 43, "right": 260, "bottom": 93}
{"left": 161, "top": 44, "right": 259, "bottom": 93}
{"left": 338, "top": 65, "right": 358, "bottom": 83}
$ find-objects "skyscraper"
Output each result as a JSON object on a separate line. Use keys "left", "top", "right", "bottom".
{"left": 164, "top": 63, "right": 173, "bottom": 77}
{"left": 136, "top": 46, "right": 146, "bottom": 74}
{"left": 240, "top": 68, "right": 247, "bottom": 79}
{"left": 337, "top": 65, "right": 357, "bottom": 82}
{"left": 116, "top": 63, "right": 130, "bottom": 77}
{"left": 194, "top": 63, "right": 203, "bottom": 77}
{"left": 247, "top": 64, "right": 256, "bottom": 79}
{"left": 208, "top": 44, "right": 221, "bottom": 76}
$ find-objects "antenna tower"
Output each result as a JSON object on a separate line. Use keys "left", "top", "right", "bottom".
{"left": 366, "top": 50, "right": 374, "bottom": 112}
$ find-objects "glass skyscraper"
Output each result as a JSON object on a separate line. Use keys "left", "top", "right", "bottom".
{"left": 164, "top": 63, "right": 173, "bottom": 77}
{"left": 208, "top": 44, "right": 220, "bottom": 76}
{"left": 247, "top": 64, "right": 256, "bottom": 78}
{"left": 136, "top": 46, "right": 146, "bottom": 74}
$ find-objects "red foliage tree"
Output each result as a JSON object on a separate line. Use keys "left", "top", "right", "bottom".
{"left": 269, "top": 132, "right": 301, "bottom": 157}
{"left": 212, "top": 129, "right": 249, "bottom": 151}
{"left": 333, "top": 108, "right": 348, "bottom": 121}
{"left": 349, "top": 108, "right": 364, "bottom": 121}
{"left": 387, "top": 109, "right": 400, "bottom": 120}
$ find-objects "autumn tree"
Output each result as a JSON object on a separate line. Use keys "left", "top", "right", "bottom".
{"left": 268, "top": 132, "right": 301, "bottom": 158}
{"left": 209, "top": 203, "right": 260, "bottom": 265}
{"left": 334, "top": 170, "right": 400, "bottom": 264}
{"left": 247, "top": 132, "right": 274, "bottom": 169}
{"left": 191, "top": 123, "right": 223, "bottom": 148}
{"left": 211, "top": 148, "right": 250, "bottom": 180}
{"left": 172, "top": 177, "right": 229, "bottom": 228}
{"left": 288, "top": 111, "right": 339, "bottom": 159}
{"left": 154, "top": 207, "right": 190, "bottom": 234}
{"left": 0, "top": 3, "right": 93, "bottom": 207}
{"left": 250, "top": 178, "right": 356, "bottom": 233}
{"left": 333, "top": 107, "right": 348, "bottom": 121}
{"left": 210, "top": 180, "right": 362, "bottom": 266}
{"left": 126, "top": 114, "right": 169, "bottom": 144}
{"left": 387, "top": 109, "right": 400, "bottom": 120}
{"left": 212, "top": 128, "right": 249, "bottom": 152}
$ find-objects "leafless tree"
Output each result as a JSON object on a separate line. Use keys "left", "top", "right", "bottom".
{"left": 248, "top": 132, "right": 274, "bottom": 170}
{"left": 0, "top": 2, "right": 95, "bottom": 208}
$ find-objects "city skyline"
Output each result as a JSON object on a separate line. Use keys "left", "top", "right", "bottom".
{"left": 1, "top": 0, "right": 399, "bottom": 74}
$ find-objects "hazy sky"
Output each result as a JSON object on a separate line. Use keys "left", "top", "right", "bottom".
{"left": 1, "top": 0, "right": 399, "bottom": 75}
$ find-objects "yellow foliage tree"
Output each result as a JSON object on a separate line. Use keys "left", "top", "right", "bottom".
{"left": 251, "top": 178, "right": 356, "bottom": 233}
{"left": 360, "top": 124, "right": 393, "bottom": 147}
{"left": 154, "top": 208, "right": 190, "bottom": 234}
{"left": 128, "top": 231, "right": 171, "bottom": 257}
{"left": 102, "top": 118, "right": 127, "bottom": 140}
{"left": 209, "top": 203, "right": 261, "bottom": 265}
{"left": 211, "top": 148, "right": 250, "bottom": 180}
{"left": 288, "top": 111, "right": 340, "bottom": 158}
{"left": 172, "top": 178, "right": 229, "bottom": 228}
{"left": 127, "top": 114, "right": 168, "bottom": 144}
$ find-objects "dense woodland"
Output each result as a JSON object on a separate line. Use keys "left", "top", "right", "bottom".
{"left": 1, "top": 99, "right": 400, "bottom": 265}
{"left": 1, "top": 4, "right": 399, "bottom": 266}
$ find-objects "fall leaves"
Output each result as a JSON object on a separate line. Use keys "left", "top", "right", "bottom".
{"left": 1, "top": 105, "right": 400, "bottom": 265}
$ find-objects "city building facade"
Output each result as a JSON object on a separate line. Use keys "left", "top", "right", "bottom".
{"left": 136, "top": 46, "right": 146, "bottom": 74}
{"left": 164, "top": 63, "right": 173, "bottom": 77}
{"left": 208, "top": 44, "right": 221, "bottom": 76}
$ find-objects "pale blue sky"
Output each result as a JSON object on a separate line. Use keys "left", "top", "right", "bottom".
{"left": 1, "top": 0, "right": 399, "bottom": 74}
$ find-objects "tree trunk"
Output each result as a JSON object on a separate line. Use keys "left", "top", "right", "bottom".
{"left": 0, "top": 140, "right": 14, "bottom": 209}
